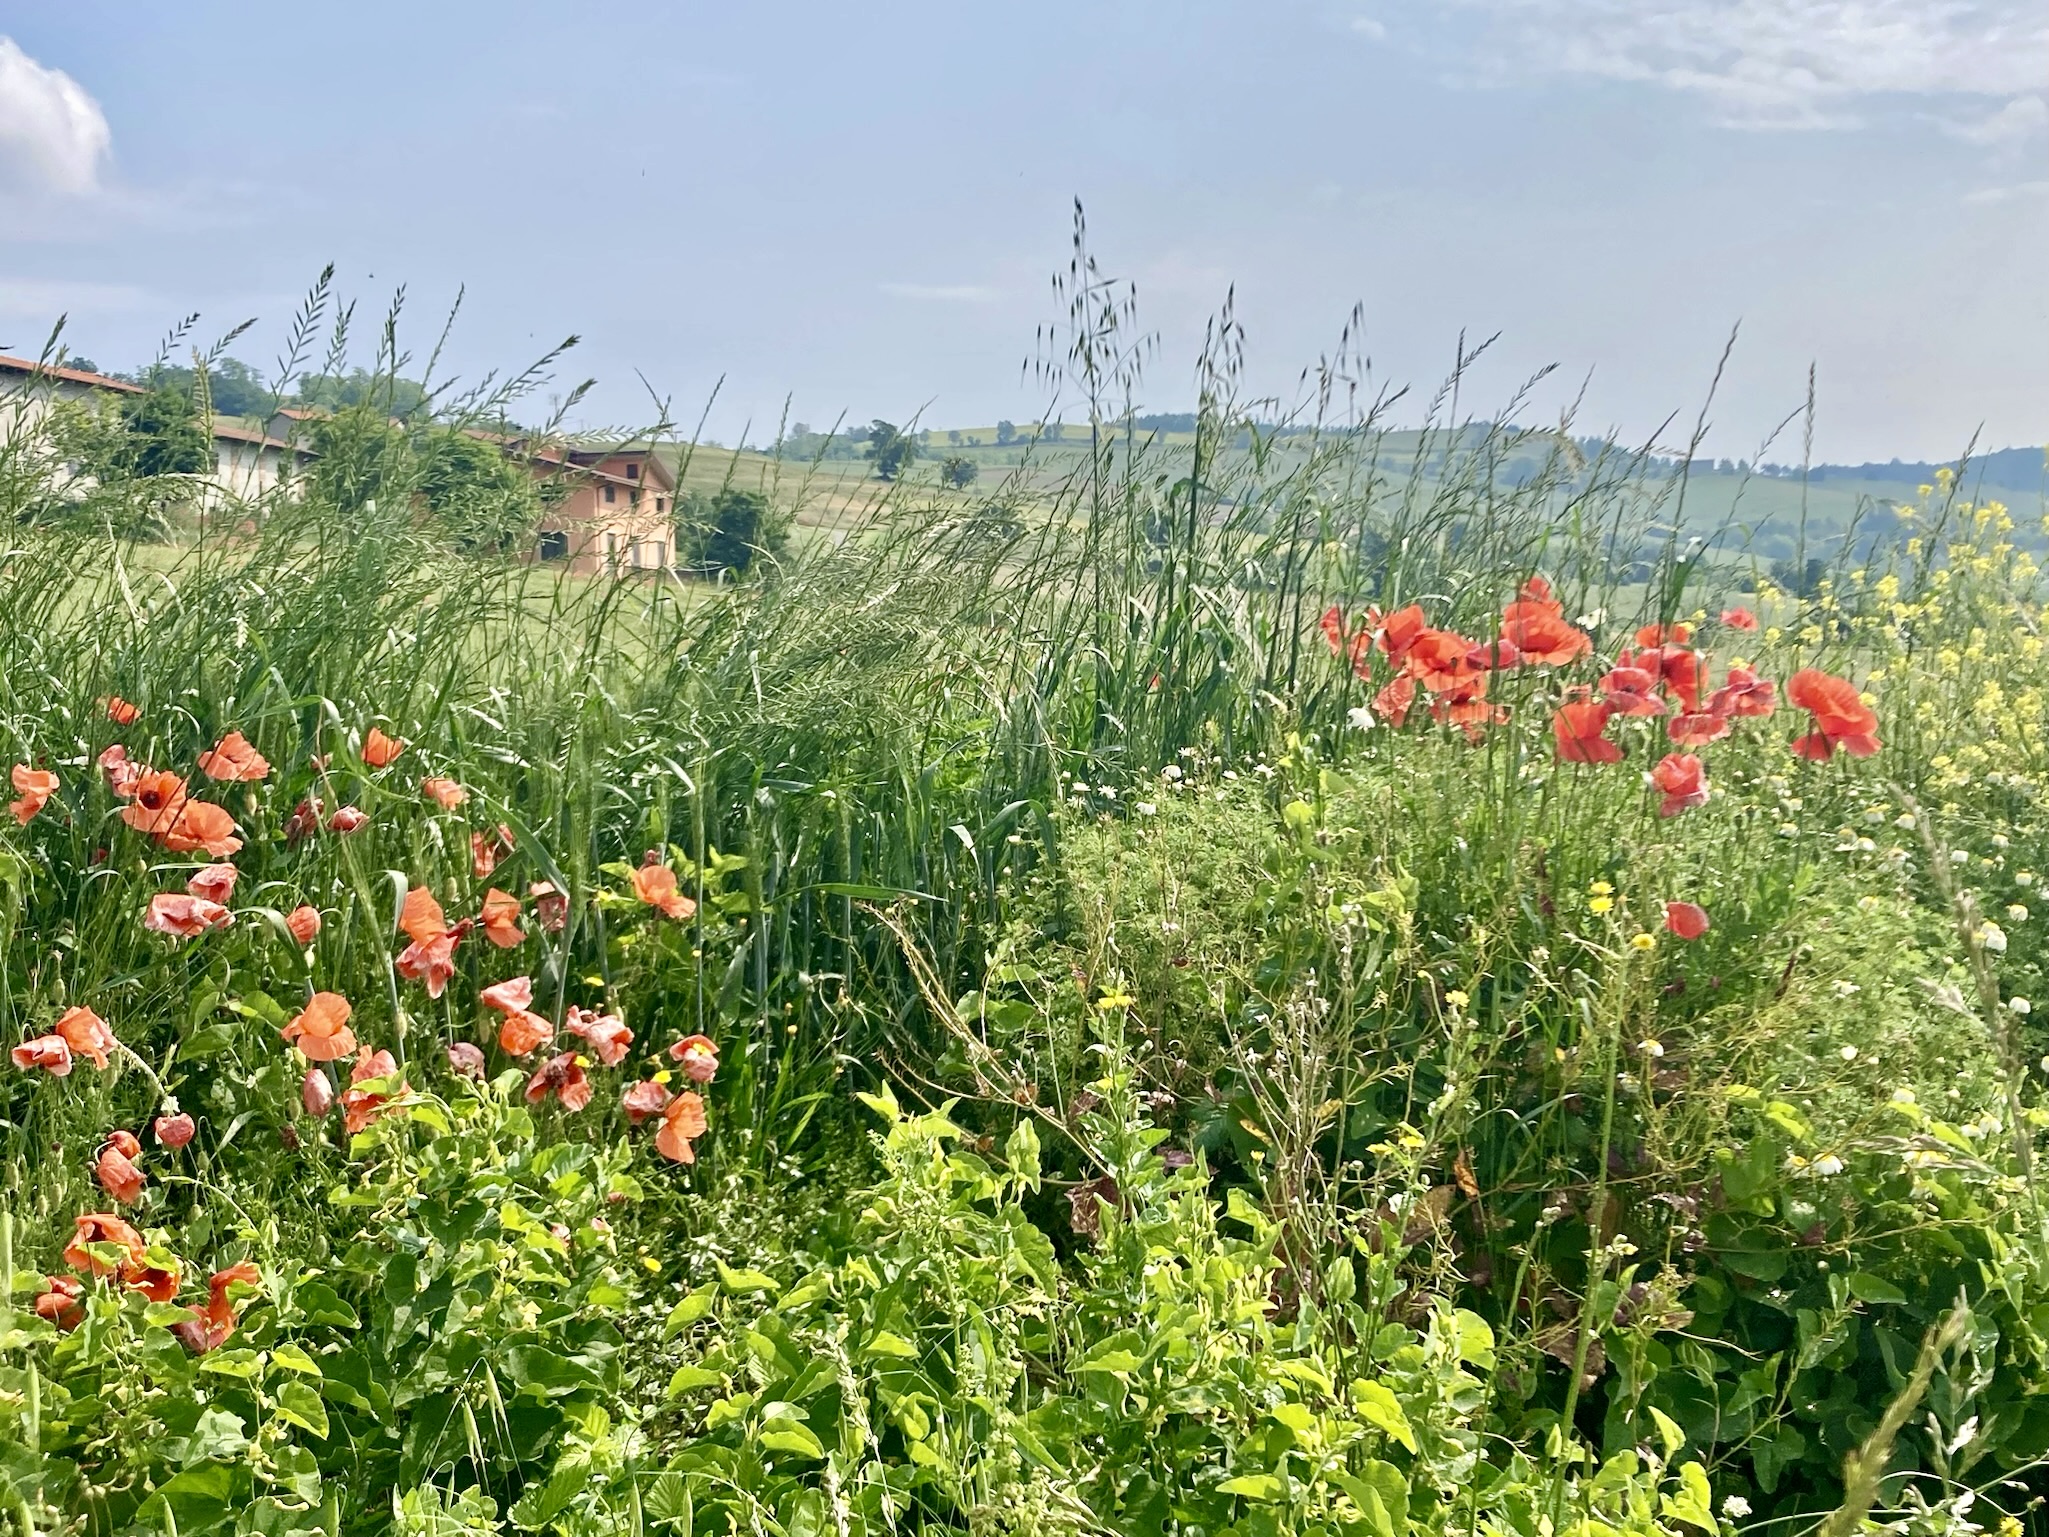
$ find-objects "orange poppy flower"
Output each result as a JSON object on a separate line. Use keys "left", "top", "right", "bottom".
{"left": 163, "top": 800, "right": 242, "bottom": 858}
{"left": 530, "top": 881, "right": 569, "bottom": 932}
{"left": 175, "top": 1261, "right": 263, "bottom": 1355}
{"left": 63, "top": 1212, "right": 145, "bottom": 1277}
{"left": 655, "top": 1091, "right": 708, "bottom": 1164}
{"left": 1429, "top": 678, "right": 1508, "bottom": 742}
{"left": 1553, "top": 699, "right": 1622, "bottom": 764}
{"left": 11, "top": 1034, "right": 71, "bottom": 1075}
{"left": 621, "top": 1079, "right": 671, "bottom": 1124}
{"left": 153, "top": 1112, "right": 196, "bottom": 1148}
{"left": 283, "top": 992, "right": 357, "bottom": 1063}
{"left": 186, "top": 863, "right": 238, "bottom": 905}
{"left": 1666, "top": 710, "right": 1732, "bottom": 748}
{"left": 9, "top": 764, "right": 57, "bottom": 825}
{"left": 1635, "top": 622, "right": 1692, "bottom": 648}
{"left": 102, "top": 697, "right": 141, "bottom": 725}
{"left": 565, "top": 1006, "right": 631, "bottom": 1067}
{"left": 144, "top": 893, "right": 233, "bottom": 939}
{"left": 1786, "top": 668, "right": 1881, "bottom": 760}
{"left": 341, "top": 1049, "right": 406, "bottom": 1135}
{"left": 498, "top": 1010, "right": 554, "bottom": 1058}
{"left": 1707, "top": 664, "right": 1776, "bottom": 718}
{"left": 34, "top": 1274, "right": 84, "bottom": 1331}
{"left": 471, "top": 824, "right": 515, "bottom": 879}
{"left": 400, "top": 886, "right": 446, "bottom": 947}
{"left": 96, "top": 1133, "right": 145, "bottom": 1204}
{"left": 301, "top": 1068, "right": 335, "bottom": 1117}
{"left": 1318, "top": 604, "right": 1348, "bottom": 656}
{"left": 1719, "top": 607, "right": 1758, "bottom": 631}
{"left": 99, "top": 744, "right": 141, "bottom": 797}
{"left": 196, "top": 731, "right": 270, "bottom": 782}
{"left": 1466, "top": 635, "right": 1522, "bottom": 672}
{"left": 1402, "top": 629, "right": 1484, "bottom": 694}
{"left": 1651, "top": 752, "right": 1708, "bottom": 817}
{"left": 421, "top": 776, "right": 467, "bottom": 810}
{"left": 1600, "top": 663, "right": 1668, "bottom": 717}
{"left": 285, "top": 904, "right": 322, "bottom": 946}
{"left": 479, "top": 887, "right": 524, "bottom": 948}
{"left": 1500, "top": 610, "right": 1591, "bottom": 667}
{"left": 632, "top": 864, "right": 697, "bottom": 921}
{"left": 361, "top": 727, "right": 406, "bottom": 768}
{"left": 396, "top": 886, "right": 462, "bottom": 997}
{"left": 54, "top": 1006, "right": 116, "bottom": 1069}
{"left": 124, "top": 1254, "right": 182, "bottom": 1303}
{"left": 1507, "top": 575, "right": 1563, "bottom": 618}
{"left": 1374, "top": 604, "right": 1428, "bottom": 665}
{"left": 1664, "top": 901, "right": 1711, "bottom": 939}
{"left": 524, "top": 1051, "right": 593, "bottom": 1111}
{"left": 1373, "top": 674, "right": 1416, "bottom": 729}
{"left": 118, "top": 769, "right": 190, "bottom": 838}
{"left": 669, "top": 1033, "right": 719, "bottom": 1084}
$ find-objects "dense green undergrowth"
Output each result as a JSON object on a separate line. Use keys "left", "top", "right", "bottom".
{"left": 3, "top": 281, "right": 2049, "bottom": 1536}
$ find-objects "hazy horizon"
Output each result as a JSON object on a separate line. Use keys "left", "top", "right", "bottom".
{"left": 2, "top": 2, "right": 2043, "bottom": 464}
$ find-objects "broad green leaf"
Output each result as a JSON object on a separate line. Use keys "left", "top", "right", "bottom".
{"left": 1217, "top": 1472, "right": 1286, "bottom": 1500}
{"left": 1350, "top": 1379, "right": 1418, "bottom": 1453}
{"left": 269, "top": 1342, "right": 323, "bottom": 1377}
{"left": 717, "top": 1261, "right": 780, "bottom": 1296}
{"left": 1648, "top": 1406, "right": 1686, "bottom": 1459}
{"left": 758, "top": 1423, "right": 827, "bottom": 1459}
{"left": 666, "top": 1365, "right": 723, "bottom": 1396}
{"left": 274, "top": 1379, "right": 330, "bottom": 1440}
{"left": 1661, "top": 1461, "right": 1715, "bottom": 1532}
{"left": 863, "top": 1330, "right": 919, "bottom": 1359}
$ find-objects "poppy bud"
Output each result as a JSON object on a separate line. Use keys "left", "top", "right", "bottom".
{"left": 327, "top": 806, "right": 368, "bottom": 834}
{"left": 300, "top": 1067, "right": 335, "bottom": 1117}
{"left": 447, "top": 1041, "right": 487, "bottom": 1078}
{"left": 153, "top": 1112, "right": 196, "bottom": 1149}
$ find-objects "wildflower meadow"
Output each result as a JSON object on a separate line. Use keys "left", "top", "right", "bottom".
{"left": 3, "top": 270, "right": 2047, "bottom": 1537}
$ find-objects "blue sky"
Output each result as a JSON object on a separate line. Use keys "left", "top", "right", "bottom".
{"left": 0, "top": 1, "right": 2042, "bottom": 461}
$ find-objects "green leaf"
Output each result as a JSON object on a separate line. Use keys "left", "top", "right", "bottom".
{"left": 665, "top": 1365, "right": 723, "bottom": 1396}
{"left": 290, "top": 1280, "right": 358, "bottom": 1328}
{"left": 717, "top": 1261, "right": 780, "bottom": 1296}
{"left": 1846, "top": 1272, "right": 1908, "bottom": 1306}
{"left": 664, "top": 1285, "right": 718, "bottom": 1335}
{"left": 269, "top": 1342, "right": 323, "bottom": 1377}
{"left": 274, "top": 1379, "right": 330, "bottom": 1440}
{"left": 1077, "top": 1348, "right": 1143, "bottom": 1376}
{"left": 1648, "top": 1406, "right": 1686, "bottom": 1459}
{"left": 863, "top": 1330, "right": 919, "bottom": 1359}
{"left": 757, "top": 1423, "right": 826, "bottom": 1459}
{"left": 1217, "top": 1472, "right": 1286, "bottom": 1500}
{"left": 1661, "top": 1461, "right": 1715, "bottom": 1532}
{"left": 1350, "top": 1379, "right": 1418, "bottom": 1453}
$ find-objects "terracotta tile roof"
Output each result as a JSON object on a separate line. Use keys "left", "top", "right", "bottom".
{"left": 0, "top": 352, "right": 146, "bottom": 394}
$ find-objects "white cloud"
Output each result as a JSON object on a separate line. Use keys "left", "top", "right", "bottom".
{"left": 0, "top": 36, "right": 110, "bottom": 194}
{"left": 1962, "top": 178, "right": 2049, "bottom": 203}
{"left": 1351, "top": 17, "right": 1389, "bottom": 40}
{"left": 1944, "top": 93, "right": 2049, "bottom": 144}
{"left": 1443, "top": 1, "right": 2049, "bottom": 131}
{"left": 880, "top": 282, "right": 998, "bottom": 302}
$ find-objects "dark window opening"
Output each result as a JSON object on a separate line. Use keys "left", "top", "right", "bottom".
{"left": 603, "top": 484, "right": 615, "bottom": 503}
{"left": 625, "top": 463, "right": 640, "bottom": 480}
{"left": 537, "top": 531, "right": 568, "bottom": 561}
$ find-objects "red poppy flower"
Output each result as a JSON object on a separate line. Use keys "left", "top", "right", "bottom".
{"left": 300, "top": 1068, "right": 335, "bottom": 1117}
{"left": 1430, "top": 678, "right": 1508, "bottom": 741}
{"left": 283, "top": 992, "right": 356, "bottom": 1063}
{"left": 34, "top": 1274, "right": 84, "bottom": 1331}
{"left": 119, "top": 769, "right": 190, "bottom": 838}
{"left": 283, "top": 798, "right": 323, "bottom": 843}
{"left": 448, "top": 1041, "right": 487, "bottom": 1078}
{"left": 159, "top": 800, "right": 243, "bottom": 858}
{"left": 341, "top": 1049, "right": 407, "bottom": 1135}
{"left": 186, "top": 863, "right": 238, "bottom": 905}
{"left": 1651, "top": 753, "right": 1708, "bottom": 817}
{"left": 479, "top": 887, "right": 524, "bottom": 948}
{"left": 196, "top": 731, "right": 270, "bottom": 782}
{"left": 11, "top": 1034, "right": 71, "bottom": 1075}
{"left": 395, "top": 887, "right": 461, "bottom": 997}
{"left": 480, "top": 975, "right": 534, "bottom": 1015}
{"left": 54, "top": 1006, "right": 116, "bottom": 1070}
{"left": 471, "top": 824, "right": 515, "bottom": 879}
{"left": 1707, "top": 665, "right": 1777, "bottom": 718}
{"left": 669, "top": 1034, "right": 719, "bottom": 1084}
{"left": 99, "top": 744, "right": 140, "bottom": 797}
{"left": 421, "top": 776, "right": 467, "bottom": 810}
{"left": 1318, "top": 604, "right": 1348, "bottom": 655}
{"left": 327, "top": 805, "right": 368, "bottom": 834}
{"left": 1719, "top": 607, "right": 1758, "bottom": 631}
{"left": 64, "top": 1213, "right": 145, "bottom": 1277}
{"left": 1600, "top": 663, "right": 1668, "bottom": 716}
{"left": 530, "top": 881, "right": 569, "bottom": 932}
{"left": 655, "top": 1091, "right": 708, "bottom": 1164}
{"left": 565, "top": 1007, "right": 631, "bottom": 1066}
{"left": 361, "top": 728, "right": 406, "bottom": 768}
{"left": 1374, "top": 604, "right": 1429, "bottom": 665}
{"left": 102, "top": 697, "right": 141, "bottom": 725}
{"left": 499, "top": 1010, "right": 554, "bottom": 1058}
{"left": 1666, "top": 710, "right": 1733, "bottom": 748}
{"left": 285, "top": 904, "right": 322, "bottom": 946}
{"left": 622, "top": 1079, "right": 671, "bottom": 1124}
{"left": 632, "top": 863, "right": 696, "bottom": 921}
{"left": 1664, "top": 901, "right": 1711, "bottom": 939}
{"left": 1635, "top": 622, "right": 1692, "bottom": 648}
{"left": 1466, "top": 636, "right": 1523, "bottom": 672}
{"left": 1553, "top": 699, "right": 1622, "bottom": 764}
{"left": 1372, "top": 674, "right": 1416, "bottom": 729}
{"left": 174, "top": 1261, "right": 263, "bottom": 1355}
{"left": 154, "top": 1112, "right": 196, "bottom": 1149}
{"left": 144, "top": 893, "right": 234, "bottom": 939}
{"left": 524, "top": 1051, "right": 592, "bottom": 1111}
{"left": 1786, "top": 668, "right": 1881, "bottom": 760}
{"left": 1403, "top": 629, "right": 1484, "bottom": 694}
{"left": 1499, "top": 611, "right": 1591, "bottom": 667}
{"left": 9, "top": 764, "right": 56, "bottom": 825}
{"left": 96, "top": 1133, "right": 145, "bottom": 1204}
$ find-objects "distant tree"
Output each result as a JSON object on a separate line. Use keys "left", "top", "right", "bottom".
{"left": 677, "top": 487, "right": 790, "bottom": 573}
{"left": 865, "top": 420, "right": 916, "bottom": 481}
{"left": 130, "top": 357, "right": 274, "bottom": 419}
{"left": 995, "top": 420, "right": 1017, "bottom": 447}
{"left": 307, "top": 403, "right": 413, "bottom": 514}
{"left": 295, "top": 368, "right": 430, "bottom": 418}
{"left": 114, "top": 388, "right": 212, "bottom": 479}
{"left": 416, "top": 428, "right": 544, "bottom": 553}
{"left": 65, "top": 356, "right": 99, "bottom": 375}
{"left": 1770, "top": 555, "right": 1828, "bottom": 598}
{"left": 946, "top": 430, "right": 960, "bottom": 446}
{"left": 939, "top": 455, "right": 977, "bottom": 489}
{"left": 1042, "top": 420, "right": 1066, "bottom": 443}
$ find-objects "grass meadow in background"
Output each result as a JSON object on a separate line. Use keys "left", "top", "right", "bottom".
{"left": 3, "top": 235, "right": 2049, "bottom": 1536}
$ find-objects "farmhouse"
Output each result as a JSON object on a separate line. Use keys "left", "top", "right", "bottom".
{"left": 523, "top": 442, "right": 677, "bottom": 575}
{"left": 0, "top": 352, "right": 311, "bottom": 500}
